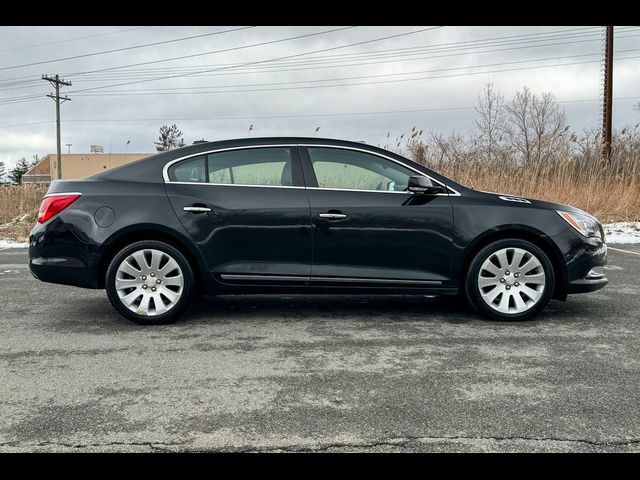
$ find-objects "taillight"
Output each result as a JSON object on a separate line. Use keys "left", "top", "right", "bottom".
{"left": 37, "top": 194, "right": 81, "bottom": 224}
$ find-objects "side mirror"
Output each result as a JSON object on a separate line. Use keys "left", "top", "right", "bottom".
{"left": 407, "top": 176, "right": 447, "bottom": 195}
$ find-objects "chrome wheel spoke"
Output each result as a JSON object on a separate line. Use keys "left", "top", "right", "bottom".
{"left": 482, "top": 285, "right": 503, "bottom": 303}
{"left": 512, "top": 292, "right": 527, "bottom": 311}
{"left": 478, "top": 275, "right": 499, "bottom": 289}
{"left": 481, "top": 261, "right": 502, "bottom": 277}
{"left": 159, "top": 287, "right": 180, "bottom": 303}
{"left": 120, "top": 260, "right": 141, "bottom": 278}
{"left": 136, "top": 293, "right": 151, "bottom": 315}
{"left": 523, "top": 272, "right": 545, "bottom": 284}
{"left": 120, "top": 288, "right": 141, "bottom": 306}
{"left": 152, "top": 294, "right": 168, "bottom": 315}
{"left": 519, "top": 257, "right": 539, "bottom": 275}
{"left": 115, "top": 248, "right": 184, "bottom": 317}
{"left": 521, "top": 285, "right": 542, "bottom": 301}
{"left": 163, "top": 274, "right": 184, "bottom": 287}
{"left": 115, "top": 277, "right": 138, "bottom": 290}
{"left": 149, "top": 250, "right": 164, "bottom": 271}
{"left": 495, "top": 250, "right": 509, "bottom": 269}
{"left": 497, "top": 291, "right": 510, "bottom": 312}
{"left": 131, "top": 250, "right": 149, "bottom": 271}
{"left": 159, "top": 257, "right": 180, "bottom": 275}
{"left": 510, "top": 249, "right": 526, "bottom": 270}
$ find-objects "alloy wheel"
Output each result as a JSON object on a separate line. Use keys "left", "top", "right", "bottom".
{"left": 114, "top": 248, "right": 184, "bottom": 316}
{"left": 477, "top": 247, "right": 546, "bottom": 315}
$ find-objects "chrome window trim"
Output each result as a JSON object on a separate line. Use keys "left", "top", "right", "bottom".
{"left": 167, "top": 181, "right": 306, "bottom": 190}
{"left": 162, "top": 143, "right": 461, "bottom": 196}
{"left": 302, "top": 144, "right": 459, "bottom": 196}
{"left": 162, "top": 144, "right": 297, "bottom": 184}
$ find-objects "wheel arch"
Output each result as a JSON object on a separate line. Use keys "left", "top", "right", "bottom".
{"left": 458, "top": 226, "right": 568, "bottom": 300}
{"left": 97, "top": 224, "right": 208, "bottom": 291}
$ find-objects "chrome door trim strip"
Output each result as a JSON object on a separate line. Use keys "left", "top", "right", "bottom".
{"left": 219, "top": 273, "right": 442, "bottom": 285}
{"left": 220, "top": 274, "right": 311, "bottom": 282}
{"left": 161, "top": 143, "right": 461, "bottom": 196}
{"left": 311, "top": 276, "right": 442, "bottom": 285}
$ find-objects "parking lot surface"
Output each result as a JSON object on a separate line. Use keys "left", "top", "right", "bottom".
{"left": 1, "top": 246, "right": 639, "bottom": 452}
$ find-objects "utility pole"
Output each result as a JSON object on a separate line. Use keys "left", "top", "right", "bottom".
{"left": 602, "top": 26, "right": 614, "bottom": 161}
{"left": 42, "top": 74, "right": 71, "bottom": 180}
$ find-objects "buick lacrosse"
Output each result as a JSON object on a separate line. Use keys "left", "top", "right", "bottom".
{"left": 29, "top": 137, "right": 608, "bottom": 324}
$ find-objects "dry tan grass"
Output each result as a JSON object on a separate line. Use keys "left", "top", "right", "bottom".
{"left": 0, "top": 185, "right": 48, "bottom": 242}
{"left": 405, "top": 126, "right": 640, "bottom": 224}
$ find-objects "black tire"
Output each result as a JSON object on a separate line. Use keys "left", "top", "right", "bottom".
{"left": 464, "top": 239, "right": 555, "bottom": 321}
{"left": 105, "top": 240, "right": 194, "bottom": 325}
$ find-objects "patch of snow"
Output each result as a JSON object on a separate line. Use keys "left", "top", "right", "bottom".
{"left": 0, "top": 240, "right": 28, "bottom": 250}
{"left": 603, "top": 222, "right": 640, "bottom": 244}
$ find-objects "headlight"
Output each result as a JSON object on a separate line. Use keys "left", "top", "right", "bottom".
{"left": 557, "top": 210, "right": 603, "bottom": 240}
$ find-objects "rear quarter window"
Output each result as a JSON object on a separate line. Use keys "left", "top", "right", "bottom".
{"left": 167, "top": 156, "right": 206, "bottom": 183}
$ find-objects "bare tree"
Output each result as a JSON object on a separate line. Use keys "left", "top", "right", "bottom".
{"left": 474, "top": 81, "right": 506, "bottom": 162}
{"left": 503, "top": 87, "right": 567, "bottom": 166}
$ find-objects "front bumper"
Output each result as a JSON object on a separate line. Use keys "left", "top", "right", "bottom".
{"left": 562, "top": 233, "right": 608, "bottom": 294}
{"left": 28, "top": 216, "right": 101, "bottom": 289}
{"left": 567, "top": 266, "right": 608, "bottom": 293}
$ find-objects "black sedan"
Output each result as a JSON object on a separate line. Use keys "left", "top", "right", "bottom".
{"left": 28, "top": 137, "right": 608, "bottom": 324}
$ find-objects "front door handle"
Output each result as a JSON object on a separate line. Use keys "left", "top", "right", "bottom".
{"left": 318, "top": 212, "right": 348, "bottom": 220}
{"left": 183, "top": 206, "right": 212, "bottom": 213}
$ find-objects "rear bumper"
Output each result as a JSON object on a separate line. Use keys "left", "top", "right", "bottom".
{"left": 28, "top": 216, "right": 101, "bottom": 289}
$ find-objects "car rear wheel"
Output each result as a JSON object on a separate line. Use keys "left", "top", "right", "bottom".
{"left": 465, "top": 239, "right": 555, "bottom": 321}
{"left": 106, "top": 240, "right": 194, "bottom": 324}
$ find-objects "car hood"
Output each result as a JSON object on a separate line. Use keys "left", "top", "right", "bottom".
{"left": 477, "top": 190, "right": 596, "bottom": 218}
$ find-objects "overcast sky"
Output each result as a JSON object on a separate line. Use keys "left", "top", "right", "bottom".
{"left": 0, "top": 25, "right": 638, "bottom": 169}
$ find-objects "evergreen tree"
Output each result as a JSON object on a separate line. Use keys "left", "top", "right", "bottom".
{"left": 155, "top": 124, "right": 185, "bottom": 151}
{"left": 9, "top": 158, "right": 30, "bottom": 184}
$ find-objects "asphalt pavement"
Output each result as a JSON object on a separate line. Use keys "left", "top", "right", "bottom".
{"left": 1, "top": 245, "right": 639, "bottom": 452}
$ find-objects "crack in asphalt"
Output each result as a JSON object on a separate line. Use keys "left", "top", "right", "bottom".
{"left": 231, "top": 435, "right": 640, "bottom": 452}
{"left": 2, "top": 434, "right": 640, "bottom": 452}
{"left": 0, "top": 440, "right": 183, "bottom": 452}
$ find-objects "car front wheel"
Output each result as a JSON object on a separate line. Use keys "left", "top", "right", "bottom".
{"left": 106, "top": 240, "right": 194, "bottom": 324}
{"left": 465, "top": 239, "right": 555, "bottom": 321}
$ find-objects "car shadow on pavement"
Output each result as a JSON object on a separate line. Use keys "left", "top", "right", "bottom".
{"left": 55, "top": 292, "right": 601, "bottom": 331}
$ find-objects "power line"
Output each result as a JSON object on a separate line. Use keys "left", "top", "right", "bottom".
{"left": 65, "top": 26, "right": 639, "bottom": 79}
{"left": 59, "top": 26, "right": 359, "bottom": 79}
{"left": 0, "top": 26, "right": 153, "bottom": 54}
{"left": 0, "top": 26, "right": 256, "bottom": 72}
{"left": 2, "top": 29, "right": 639, "bottom": 96}
{"left": 70, "top": 55, "right": 640, "bottom": 97}
{"left": 68, "top": 27, "right": 444, "bottom": 94}
{"left": 3, "top": 27, "right": 639, "bottom": 94}
{"left": 72, "top": 49, "right": 640, "bottom": 95}
{"left": 2, "top": 96, "right": 639, "bottom": 129}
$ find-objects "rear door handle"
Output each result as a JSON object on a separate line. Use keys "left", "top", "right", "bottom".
{"left": 318, "top": 212, "right": 348, "bottom": 219}
{"left": 183, "top": 206, "right": 212, "bottom": 213}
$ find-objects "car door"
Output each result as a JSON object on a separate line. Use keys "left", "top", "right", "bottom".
{"left": 300, "top": 145, "right": 454, "bottom": 286}
{"left": 164, "top": 145, "right": 312, "bottom": 284}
